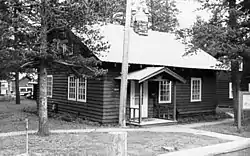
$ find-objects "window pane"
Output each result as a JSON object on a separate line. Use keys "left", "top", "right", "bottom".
{"left": 159, "top": 81, "right": 171, "bottom": 103}
{"left": 191, "top": 79, "right": 201, "bottom": 101}
{"left": 78, "top": 77, "right": 86, "bottom": 101}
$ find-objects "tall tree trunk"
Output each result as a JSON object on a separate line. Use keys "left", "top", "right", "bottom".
{"left": 228, "top": 0, "right": 240, "bottom": 125}
{"left": 150, "top": 0, "right": 155, "bottom": 30}
{"left": 231, "top": 61, "right": 240, "bottom": 125}
{"left": 38, "top": 0, "right": 49, "bottom": 136}
{"left": 38, "top": 61, "right": 49, "bottom": 136}
{"left": 36, "top": 68, "right": 40, "bottom": 114}
{"left": 13, "top": 5, "right": 20, "bottom": 105}
{"left": 15, "top": 71, "right": 20, "bottom": 104}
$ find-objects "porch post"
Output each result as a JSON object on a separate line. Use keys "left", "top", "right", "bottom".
{"left": 139, "top": 83, "right": 142, "bottom": 123}
{"left": 173, "top": 81, "right": 177, "bottom": 121}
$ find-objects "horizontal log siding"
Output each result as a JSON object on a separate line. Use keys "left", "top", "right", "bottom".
{"left": 102, "top": 67, "right": 135, "bottom": 123}
{"left": 148, "top": 81, "right": 174, "bottom": 118}
{"left": 165, "top": 68, "right": 215, "bottom": 116}
{"left": 176, "top": 76, "right": 217, "bottom": 113}
{"left": 47, "top": 68, "right": 105, "bottom": 123}
{"left": 216, "top": 72, "right": 233, "bottom": 107}
{"left": 147, "top": 69, "right": 217, "bottom": 117}
{"left": 102, "top": 71, "right": 121, "bottom": 123}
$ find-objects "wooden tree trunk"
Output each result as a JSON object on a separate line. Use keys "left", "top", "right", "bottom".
{"left": 36, "top": 68, "right": 40, "bottom": 114}
{"left": 150, "top": 0, "right": 155, "bottom": 30}
{"left": 231, "top": 61, "right": 241, "bottom": 125}
{"left": 228, "top": 0, "right": 241, "bottom": 125}
{"left": 37, "top": 0, "right": 49, "bottom": 136}
{"left": 37, "top": 61, "right": 49, "bottom": 136}
{"left": 15, "top": 71, "right": 20, "bottom": 104}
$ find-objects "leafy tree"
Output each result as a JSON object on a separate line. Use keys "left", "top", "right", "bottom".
{"left": 0, "top": 0, "right": 34, "bottom": 104}
{"left": 176, "top": 0, "right": 250, "bottom": 125}
{"left": 147, "top": 0, "right": 179, "bottom": 32}
{"left": 1, "top": 0, "right": 108, "bottom": 136}
{"left": 107, "top": 0, "right": 179, "bottom": 32}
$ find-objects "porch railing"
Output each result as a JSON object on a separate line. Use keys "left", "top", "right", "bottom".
{"left": 126, "top": 107, "right": 141, "bottom": 124}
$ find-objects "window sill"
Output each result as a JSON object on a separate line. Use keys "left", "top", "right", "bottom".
{"left": 190, "top": 100, "right": 201, "bottom": 102}
{"left": 77, "top": 100, "right": 87, "bottom": 103}
{"left": 68, "top": 98, "right": 76, "bottom": 101}
{"left": 159, "top": 101, "right": 171, "bottom": 104}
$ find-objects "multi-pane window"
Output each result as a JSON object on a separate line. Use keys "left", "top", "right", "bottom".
{"left": 47, "top": 75, "right": 53, "bottom": 98}
{"left": 68, "top": 76, "right": 76, "bottom": 100}
{"left": 229, "top": 82, "right": 233, "bottom": 99}
{"left": 159, "top": 80, "right": 171, "bottom": 103}
{"left": 191, "top": 78, "right": 202, "bottom": 102}
{"left": 68, "top": 76, "right": 87, "bottom": 102}
{"left": 77, "top": 77, "right": 87, "bottom": 102}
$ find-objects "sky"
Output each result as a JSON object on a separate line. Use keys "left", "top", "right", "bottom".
{"left": 175, "top": 0, "right": 211, "bottom": 28}
{"left": 131, "top": 0, "right": 211, "bottom": 29}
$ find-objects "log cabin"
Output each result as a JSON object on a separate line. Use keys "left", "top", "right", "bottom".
{"left": 216, "top": 68, "right": 250, "bottom": 108}
{"left": 46, "top": 24, "right": 227, "bottom": 125}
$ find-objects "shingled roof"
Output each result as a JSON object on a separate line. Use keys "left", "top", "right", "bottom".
{"left": 97, "top": 24, "right": 225, "bottom": 70}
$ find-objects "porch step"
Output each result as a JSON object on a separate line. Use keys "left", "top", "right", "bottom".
{"left": 127, "top": 118, "right": 177, "bottom": 128}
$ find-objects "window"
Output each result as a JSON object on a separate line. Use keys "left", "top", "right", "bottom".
{"left": 191, "top": 78, "right": 202, "bottom": 102}
{"left": 77, "top": 77, "right": 87, "bottom": 102}
{"left": 47, "top": 75, "right": 53, "bottom": 98}
{"left": 69, "top": 43, "right": 74, "bottom": 55}
{"left": 68, "top": 76, "right": 76, "bottom": 100}
{"left": 229, "top": 82, "right": 233, "bottom": 99}
{"left": 20, "top": 88, "right": 26, "bottom": 92}
{"left": 68, "top": 76, "right": 87, "bottom": 102}
{"left": 62, "top": 44, "right": 67, "bottom": 54}
{"left": 159, "top": 80, "right": 171, "bottom": 103}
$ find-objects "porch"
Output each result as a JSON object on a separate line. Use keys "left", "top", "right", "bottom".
{"left": 126, "top": 116, "right": 176, "bottom": 127}
{"left": 117, "top": 67, "right": 186, "bottom": 126}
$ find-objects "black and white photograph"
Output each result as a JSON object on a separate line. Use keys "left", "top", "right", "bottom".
{"left": 0, "top": 0, "right": 250, "bottom": 155}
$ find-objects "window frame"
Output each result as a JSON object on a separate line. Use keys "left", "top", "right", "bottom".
{"left": 47, "top": 75, "right": 53, "bottom": 98}
{"left": 62, "top": 44, "right": 67, "bottom": 54}
{"left": 77, "top": 77, "right": 87, "bottom": 102}
{"left": 229, "top": 82, "right": 233, "bottom": 99}
{"left": 190, "top": 77, "right": 202, "bottom": 102}
{"left": 248, "top": 83, "right": 250, "bottom": 92}
{"left": 68, "top": 76, "right": 77, "bottom": 101}
{"left": 158, "top": 80, "right": 172, "bottom": 103}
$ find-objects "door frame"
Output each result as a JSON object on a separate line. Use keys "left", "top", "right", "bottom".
{"left": 130, "top": 80, "right": 148, "bottom": 118}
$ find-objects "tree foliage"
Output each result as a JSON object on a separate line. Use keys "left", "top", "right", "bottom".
{"left": 176, "top": 0, "right": 250, "bottom": 125}
{"left": 0, "top": 0, "right": 111, "bottom": 136}
{"left": 147, "top": 0, "right": 179, "bottom": 32}
{"left": 107, "top": 0, "right": 179, "bottom": 32}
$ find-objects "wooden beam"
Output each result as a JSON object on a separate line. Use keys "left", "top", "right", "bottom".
{"left": 173, "top": 81, "right": 177, "bottom": 121}
{"left": 119, "top": 0, "right": 132, "bottom": 127}
{"left": 139, "top": 83, "right": 142, "bottom": 124}
{"left": 109, "top": 132, "right": 128, "bottom": 156}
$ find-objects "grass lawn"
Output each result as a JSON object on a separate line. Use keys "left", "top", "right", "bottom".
{"left": 0, "top": 100, "right": 99, "bottom": 133}
{"left": 0, "top": 131, "right": 227, "bottom": 156}
{"left": 194, "top": 120, "right": 250, "bottom": 138}
{"left": 0, "top": 100, "right": 230, "bottom": 156}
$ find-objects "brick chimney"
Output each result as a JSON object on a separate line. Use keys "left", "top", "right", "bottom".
{"left": 132, "top": 8, "right": 149, "bottom": 36}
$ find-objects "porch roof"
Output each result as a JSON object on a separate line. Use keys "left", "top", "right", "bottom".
{"left": 116, "top": 67, "right": 186, "bottom": 83}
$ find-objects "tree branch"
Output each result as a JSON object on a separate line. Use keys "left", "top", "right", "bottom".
{"left": 20, "top": 61, "right": 36, "bottom": 68}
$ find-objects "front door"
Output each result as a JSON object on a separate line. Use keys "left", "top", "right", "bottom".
{"left": 130, "top": 80, "right": 148, "bottom": 118}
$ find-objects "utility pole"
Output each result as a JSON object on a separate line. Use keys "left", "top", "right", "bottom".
{"left": 119, "top": 0, "right": 132, "bottom": 127}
